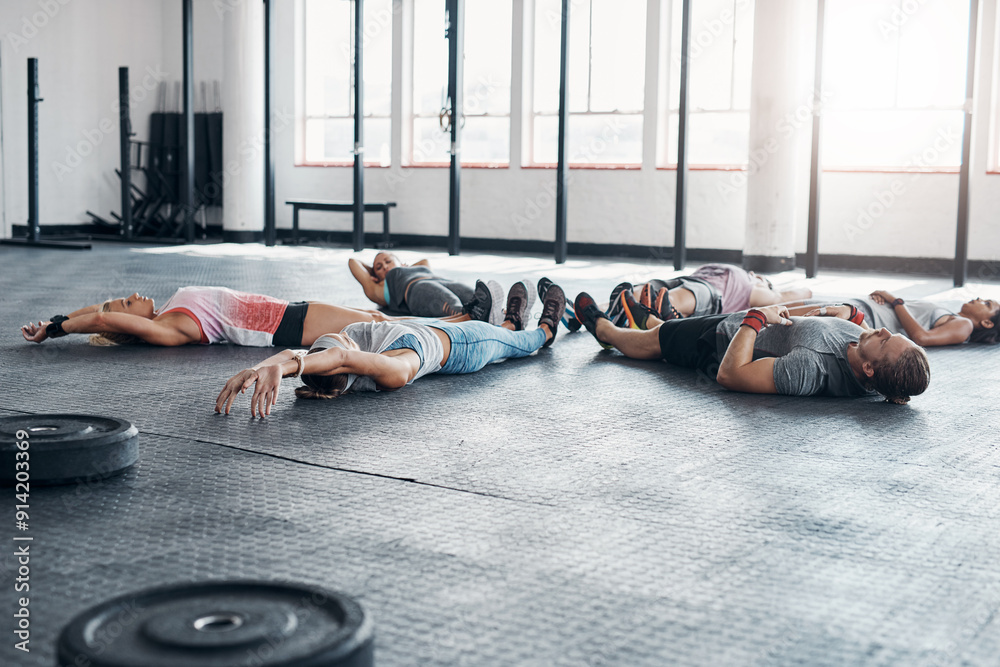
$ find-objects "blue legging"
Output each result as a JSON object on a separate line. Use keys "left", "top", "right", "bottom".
{"left": 431, "top": 321, "right": 547, "bottom": 374}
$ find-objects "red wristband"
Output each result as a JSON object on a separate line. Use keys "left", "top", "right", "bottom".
{"left": 741, "top": 310, "right": 766, "bottom": 334}
{"left": 845, "top": 304, "right": 865, "bottom": 326}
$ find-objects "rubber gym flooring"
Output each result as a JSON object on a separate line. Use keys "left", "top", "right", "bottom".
{"left": 1, "top": 242, "right": 999, "bottom": 666}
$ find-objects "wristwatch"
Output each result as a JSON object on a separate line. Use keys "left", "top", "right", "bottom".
{"left": 890, "top": 298, "right": 905, "bottom": 307}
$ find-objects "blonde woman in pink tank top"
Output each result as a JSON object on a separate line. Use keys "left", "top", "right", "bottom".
{"left": 20, "top": 286, "right": 469, "bottom": 348}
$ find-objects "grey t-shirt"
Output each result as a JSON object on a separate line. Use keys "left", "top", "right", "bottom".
{"left": 313, "top": 321, "right": 445, "bottom": 393}
{"left": 846, "top": 298, "right": 955, "bottom": 335}
{"left": 715, "top": 314, "right": 875, "bottom": 398}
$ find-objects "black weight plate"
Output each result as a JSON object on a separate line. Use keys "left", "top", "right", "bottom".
{"left": 57, "top": 581, "right": 374, "bottom": 667}
{"left": 0, "top": 414, "right": 139, "bottom": 486}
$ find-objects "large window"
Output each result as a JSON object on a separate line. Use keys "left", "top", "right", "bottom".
{"left": 663, "top": 0, "right": 755, "bottom": 167}
{"left": 531, "top": 0, "right": 646, "bottom": 166}
{"left": 301, "top": 0, "right": 393, "bottom": 166}
{"left": 411, "top": 0, "right": 513, "bottom": 165}
{"left": 821, "top": 0, "right": 969, "bottom": 170}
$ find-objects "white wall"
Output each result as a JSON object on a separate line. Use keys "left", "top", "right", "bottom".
{"left": 0, "top": 0, "right": 167, "bottom": 236}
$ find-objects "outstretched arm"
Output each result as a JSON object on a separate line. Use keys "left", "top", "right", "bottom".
{"left": 715, "top": 306, "right": 792, "bottom": 394}
{"left": 216, "top": 344, "right": 417, "bottom": 417}
{"left": 21, "top": 311, "right": 196, "bottom": 346}
{"left": 348, "top": 258, "right": 388, "bottom": 306}
{"left": 868, "top": 290, "right": 971, "bottom": 346}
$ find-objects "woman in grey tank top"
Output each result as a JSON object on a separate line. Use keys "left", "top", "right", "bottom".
{"left": 796, "top": 290, "right": 999, "bottom": 347}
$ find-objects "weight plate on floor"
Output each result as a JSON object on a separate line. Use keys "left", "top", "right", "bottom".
{"left": 57, "top": 580, "right": 374, "bottom": 667}
{"left": 0, "top": 414, "right": 138, "bottom": 486}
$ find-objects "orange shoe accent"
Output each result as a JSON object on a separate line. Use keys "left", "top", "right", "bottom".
{"left": 639, "top": 283, "right": 653, "bottom": 308}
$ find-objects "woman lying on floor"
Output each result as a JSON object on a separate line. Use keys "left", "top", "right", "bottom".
{"left": 574, "top": 264, "right": 813, "bottom": 331}
{"left": 349, "top": 252, "right": 505, "bottom": 321}
{"left": 19, "top": 285, "right": 494, "bottom": 348}
{"left": 789, "top": 290, "right": 999, "bottom": 347}
{"left": 214, "top": 281, "right": 566, "bottom": 417}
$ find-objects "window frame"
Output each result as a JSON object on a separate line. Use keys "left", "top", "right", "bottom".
{"left": 526, "top": 0, "right": 648, "bottom": 168}
{"left": 297, "top": 0, "right": 394, "bottom": 168}
{"left": 407, "top": 0, "right": 514, "bottom": 169}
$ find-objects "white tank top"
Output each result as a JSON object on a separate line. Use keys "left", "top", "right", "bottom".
{"left": 158, "top": 286, "right": 288, "bottom": 346}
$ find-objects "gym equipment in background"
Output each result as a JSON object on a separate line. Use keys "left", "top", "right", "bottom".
{"left": 0, "top": 58, "right": 90, "bottom": 250}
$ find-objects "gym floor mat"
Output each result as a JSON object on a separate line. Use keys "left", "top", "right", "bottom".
{"left": 1, "top": 243, "right": 999, "bottom": 665}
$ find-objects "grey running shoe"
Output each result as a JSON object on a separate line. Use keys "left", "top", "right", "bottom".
{"left": 504, "top": 280, "right": 536, "bottom": 331}
{"left": 538, "top": 283, "right": 567, "bottom": 347}
{"left": 466, "top": 279, "right": 506, "bottom": 325}
{"left": 605, "top": 282, "right": 634, "bottom": 328}
{"left": 465, "top": 279, "right": 494, "bottom": 322}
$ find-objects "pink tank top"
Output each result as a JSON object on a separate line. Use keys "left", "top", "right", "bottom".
{"left": 158, "top": 287, "right": 288, "bottom": 346}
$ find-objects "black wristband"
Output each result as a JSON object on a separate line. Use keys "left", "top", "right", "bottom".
{"left": 891, "top": 298, "right": 904, "bottom": 307}
{"left": 46, "top": 320, "right": 68, "bottom": 338}
{"left": 50, "top": 315, "right": 69, "bottom": 324}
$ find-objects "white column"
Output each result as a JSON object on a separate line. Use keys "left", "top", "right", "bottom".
{"left": 222, "top": 0, "right": 265, "bottom": 242}
{"left": 743, "top": 0, "right": 816, "bottom": 272}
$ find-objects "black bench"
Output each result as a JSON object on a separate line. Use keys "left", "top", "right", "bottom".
{"left": 285, "top": 200, "right": 395, "bottom": 248}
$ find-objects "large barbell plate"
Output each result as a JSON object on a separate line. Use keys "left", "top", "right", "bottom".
{"left": 57, "top": 580, "right": 374, "bottom": 667}
{"left": 0, "top": 414, "right": 138, "bottom": 486}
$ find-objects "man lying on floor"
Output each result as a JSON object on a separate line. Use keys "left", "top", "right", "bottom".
{"left": 574, "top": 291, "right": 930, "bottom": 404}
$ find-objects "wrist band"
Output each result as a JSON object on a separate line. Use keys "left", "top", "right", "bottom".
{"left": 50, "top": 315, "right": 68, "bottom": 324}
{"left": 891, "top": 298, "right": 904, "bottom": 307}
{"left": 45, "top": 320, "right": 68, "bottom": 338}
{"left": 741, "top": 310, "right": 766, "bottom": 334}
{"left": 844, "top": 304, "right": 865, "bottom": 326}
{"left": 291, "top": 351, "right": 308, "bottom": 378}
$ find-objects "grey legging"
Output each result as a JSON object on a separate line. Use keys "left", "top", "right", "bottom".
{"left": 405, "top": 278, "right": 475, "bottom": 317}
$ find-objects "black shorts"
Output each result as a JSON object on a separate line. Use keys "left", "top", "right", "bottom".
{"left": 657, "top": 314, "right": 729, "bottom": 376}
{"left": 272, "top": 302, "right": 309, "bottom": 347}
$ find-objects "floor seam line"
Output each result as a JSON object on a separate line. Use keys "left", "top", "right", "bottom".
{"left": 143, "top": 428, "right": 557, "bottom": 508}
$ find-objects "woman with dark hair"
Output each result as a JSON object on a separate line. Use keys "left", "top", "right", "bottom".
{"left": 19, "top": 285, "right": 487, "bottom": 348}
{"left": 214, "top": 281, "right": 567, "bottom": 417}
{"left": 349, "top": 252, "right": 506, "bottom": 322}
{"left": 795, "top": 291, "right": 999, "bottom": 347}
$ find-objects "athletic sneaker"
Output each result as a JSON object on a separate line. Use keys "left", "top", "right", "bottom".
{"left": 653, "top": 287, "right": 682, "bottom": 321}
{"left": 622, "top": 289, "right": 655, "bottom": 330}
{"left": 538, "top": 282, "right": 567, "bottom": 347}
{"left": 503, "top": 280, "right": 535, "bottom": 331}
{"left": 466, "top": 279, "right": 506, "bottom": 325}
{"left": 574, "top": 292, "right": 613, "bottom": 350}
{"left": 538, "top": 276, "right": 581, "bottom": 331}
{"left": 605, "top": 282, "right": 634, "bottom": 328}
{"left": 638, "top": 282, "right": 655, "bottom": 309}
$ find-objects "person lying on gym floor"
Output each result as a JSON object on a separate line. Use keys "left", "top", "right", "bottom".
{"left": 599, "top": 264, "right": 813, "bottom": 327}
{"left": 574, "top": 290, "right": 930, "bottom": 404}
{"left": 19, "top": 284, "right": 499, "bottom": 348}
{"left": 789, "top": 291, "right": 999, "bottom": 347}
{"left": 349, "top": 252, "right": 505, "bottom": 320}
{"left": 215, "top": 281, "right": 566, "bottom": 417}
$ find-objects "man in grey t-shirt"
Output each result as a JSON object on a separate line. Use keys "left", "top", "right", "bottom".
{"left": 573, "top": 293, "right": 931, "bottom": 403}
